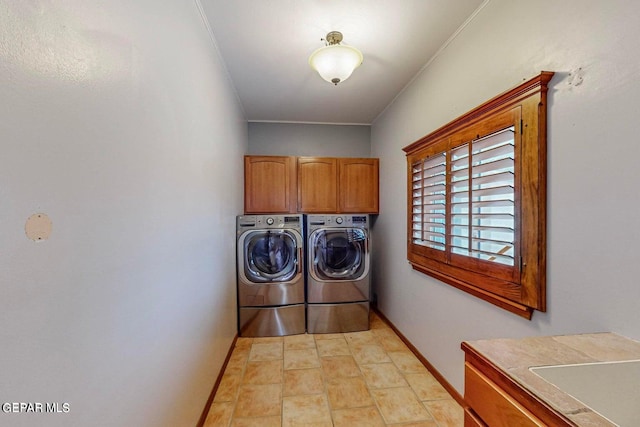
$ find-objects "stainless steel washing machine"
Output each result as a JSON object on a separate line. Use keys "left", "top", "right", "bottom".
{"left": 236, "top": 214, "right": 305, "bottom": 337}
{"left": 306, "top": 214, "right": 371, "bottom": 333}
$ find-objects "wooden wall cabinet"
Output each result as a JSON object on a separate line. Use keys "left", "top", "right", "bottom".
{"left": 297, "top": 157, "right": 379, "bottom": 214}
{"left": 244, "top": 156, "right": 297, "bottom": 214}
{"left": 244, "top": 155, "right": 379, "bottom": 214}
{"left": 297, "top": 157, "right": 338, "bottom": 213}
{"left": 338, "top": 158, "right": 379, "bottom": 213}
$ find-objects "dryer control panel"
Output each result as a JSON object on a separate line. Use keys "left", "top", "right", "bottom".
{"left": 307, "top": 215, "right": 368, "bottom": 227}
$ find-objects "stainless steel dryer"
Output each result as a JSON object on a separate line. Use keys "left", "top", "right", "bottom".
{"left": 306, "top": 214, "right": 371, "bottom": 333}
{"left": 236, "top": 214, "right": 305, "bottom": 337}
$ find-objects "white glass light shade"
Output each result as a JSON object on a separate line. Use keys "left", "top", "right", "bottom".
{"left": 309, "top": 44, "right": 363, "bottom": 85}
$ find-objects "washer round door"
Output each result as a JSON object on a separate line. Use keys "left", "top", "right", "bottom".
{"left": 309, "top": 228, "right": 369, "bottom": 281}
{"left": 239, "top": 229, "right": 301, "bottom": 284}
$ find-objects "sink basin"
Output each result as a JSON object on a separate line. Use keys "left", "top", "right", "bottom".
{"left": 530, "top": 360, "right": 640, "bottom": 427}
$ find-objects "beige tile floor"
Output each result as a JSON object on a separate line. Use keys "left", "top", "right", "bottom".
{"left": 204, "top": 312, "right": 463, "bottom": 426}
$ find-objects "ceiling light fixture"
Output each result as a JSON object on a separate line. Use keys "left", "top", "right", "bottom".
{"left": 308, "top": 31, "right": 363, "bottom": 86}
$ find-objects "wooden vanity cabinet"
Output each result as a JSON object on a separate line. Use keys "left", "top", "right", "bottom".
{"left": 244, "top": 156, "right": 297, "bottom": 213}
{"left": 461, "top": 342, "right": 574, "bottom": 427}
{"left": 297, "top": 156, "right": 379, "bottom": 214}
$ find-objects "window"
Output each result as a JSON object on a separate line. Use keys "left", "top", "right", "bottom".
{"left": 403, "top": 72, "right": 554, "bottom": 319}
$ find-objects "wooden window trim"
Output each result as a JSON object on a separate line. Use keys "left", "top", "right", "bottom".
{"left": 403, "top": 72, "right": 554, "bottom": 319}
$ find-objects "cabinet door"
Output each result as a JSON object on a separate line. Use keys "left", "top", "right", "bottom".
{"left": 465, "top": 362, "right": 545, "bottom": 427}
{"left": 297, "top": 157, "right": 338, "bottom": 213}
{"left": 244, "top": 156, "right": 296, "bottom": 213}
{"left": 339, "top": 158, "right": 379, "bottom": 213}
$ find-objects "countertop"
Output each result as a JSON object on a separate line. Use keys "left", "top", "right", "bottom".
{"left": 462, "top": 332, "right": 640, "bottom": 427}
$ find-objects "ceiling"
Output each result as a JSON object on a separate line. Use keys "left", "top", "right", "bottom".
{"left": 199, "top": 0, "right": 485, "bottom": 125}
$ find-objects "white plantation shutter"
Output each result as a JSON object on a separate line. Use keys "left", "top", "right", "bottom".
{"left": 453, "top": 127, "right": 515, "bottom": 266}
{"left": 412, "top": 153, "right": 446, "bottom": 250}
{"left": 411, "top": 127, "right": 515, "bottom": 266}
{"left": 451, "top": 143, "right": 470, "bottom": 257}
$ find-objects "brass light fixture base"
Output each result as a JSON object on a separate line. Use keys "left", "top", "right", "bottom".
{"left": 324, "top": 31, "right": 343, "bottom": 45}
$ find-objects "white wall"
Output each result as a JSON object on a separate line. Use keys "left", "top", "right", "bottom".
{"left": 0, "top": 1, "right": 246, "bottom": 426}
{"left": 371, "top": 0, "right": 640, "bottom": 394}
{"left": 248, "top": 122, "right": 371, "bottom": 157}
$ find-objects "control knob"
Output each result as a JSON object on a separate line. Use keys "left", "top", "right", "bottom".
{"left": 335, "top": 217, "right": 343, "bottom": 224}
{"left": 266, "top": 217, "right": 274, "bottom": 225}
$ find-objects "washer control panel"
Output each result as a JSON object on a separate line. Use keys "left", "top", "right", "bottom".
{"left": 237, "top": 214, "right": 302, "bottom": 231}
